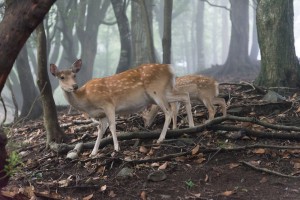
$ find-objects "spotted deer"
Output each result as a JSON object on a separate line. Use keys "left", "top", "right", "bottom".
{"left": 50, "top": 59, "right": 194, "bottom": 156}
{"left": 143, "top": 75, "right": 227, "bottom": 129}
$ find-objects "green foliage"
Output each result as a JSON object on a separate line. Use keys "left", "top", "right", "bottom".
{"left": 185, "top": 179, "right": 195, "bottom": 189}
{"left": 3, "top": 151, "right": 23, "bottom": 177}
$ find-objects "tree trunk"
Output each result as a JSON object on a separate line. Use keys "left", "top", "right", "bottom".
{"left": 16, "top": 44, "right": 42, "bottom": 120}
{"left": 131, "top": 0, "right": 156, "bottom": 67}
{"left": 213, "top": 0, "right": 259, "bottom": 80}
{"left": 0, "top": 0, "right": 56, "bottom": 94}
{"left": 249, "top": 1, "right": 259, "bottom": 61}
{"left": 76, "top": 0, "right": 110, "bottom": 86}
{"left": 162, "top": 0, "right": 173, "bottom": 64}
{"left": 196, "top": 0, "right": 205, "bottom": 70}
{"left": 255, "top": 0, "right": 300, "bottom": 87}
{"left": 111, "top": 0, "right": 132, "bottom": 73}
{"left": 36, "top": 23, "right": 64, "bottom": 147}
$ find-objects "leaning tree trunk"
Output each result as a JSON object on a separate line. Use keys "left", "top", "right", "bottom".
{"left": 0, "top": 0, "right": 56, "bottom": 94}
{"left": 36, "top": 23, "right": 64, "bottom": 147}
{"left": 111, "top": 0, "right": 132, "bottom": 73}
{"left": 255, "top": 0, "right": 300, "bottom": 87}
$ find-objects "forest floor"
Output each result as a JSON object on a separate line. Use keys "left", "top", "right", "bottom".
{"left": 2, "top": 81, "right": 300, "bottom": 200}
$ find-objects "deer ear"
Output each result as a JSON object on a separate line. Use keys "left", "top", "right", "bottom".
{"left": 50, "top": 64, "right": 58, "bottom": 76}
{"left": 72, "top": 59, "right": 82, "bottom": 73}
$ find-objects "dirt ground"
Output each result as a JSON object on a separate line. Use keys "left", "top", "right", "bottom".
{"left": 1, "top": 83, "right": 300, "bottom": 200}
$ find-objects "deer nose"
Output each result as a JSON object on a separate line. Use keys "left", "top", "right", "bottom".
{"left": 73, "top": 84, "right": 78, "bottom": 90}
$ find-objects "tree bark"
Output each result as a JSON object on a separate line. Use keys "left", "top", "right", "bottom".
{"left": 256, "top": 0, "right": 300, "bottom": 87}
{"left": 111, "top": 0, "right": 132, "bottom": 73}
{"left": 0, "top": 0, "right": 56, "bottom": 94}
{"left": 131, "top": 0, "right": 156, "bottom": 67}
{"left": 162, "top": 0, "right": 173, "bottom": 64}
{"left": 36, "top": 23, "right": 64, "bottom": 147}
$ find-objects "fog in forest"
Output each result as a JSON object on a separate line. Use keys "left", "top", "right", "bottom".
{"left": 1, "top": 0, "right": 300, "bottom": 123}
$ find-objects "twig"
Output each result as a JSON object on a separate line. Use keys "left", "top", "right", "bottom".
{"left": 200, "top": 0, "right": 230, "bottom": 11}
{"left": 241, "top": 161, "right": 300, "bottom": 179}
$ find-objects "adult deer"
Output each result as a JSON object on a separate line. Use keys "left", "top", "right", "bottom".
{"left": 143, "top": 75, "right": 227, "bottom": 129}
{"left": 50, "top": 59, "right": 194, "bottom": 156}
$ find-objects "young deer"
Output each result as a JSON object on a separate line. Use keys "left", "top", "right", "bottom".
{"left": 143, "top": 75, "right": 227, "bottom": 129}
{"left": 50, "top": 59, "right": 194, "bottom": 156}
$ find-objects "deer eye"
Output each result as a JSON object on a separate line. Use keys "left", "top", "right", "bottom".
{"left": 73, "top": 74, "right": 76, "bottom": 78}
{"left": 60, "top": 76, "right": 65, "bottom": 80}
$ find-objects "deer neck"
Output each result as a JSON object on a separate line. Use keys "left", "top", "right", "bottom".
{"left": 62, "top": 89, "right": 87, "bottom": 112}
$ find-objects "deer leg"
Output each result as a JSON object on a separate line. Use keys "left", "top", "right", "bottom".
{"left": 142, "top": 104, "right": 160, "bottom": 127}
{"left": 171, "top": 102, "right": 179, "bottom": 129}
{"left": 90, "top": 117, "right": 108, "bottom": 156}
{"left": 150, "top": 96, "right": 172, "bottom": 143}
{"left": 202, "top": 97, "right": 215, "bottom": 121}
{"left": 167, "top": 91, "right": 194, "bottom": 128}
{"left": 105, "top": 108, "right": 120, "bottom": 152}
{"left": 213, "top": 97, "right": 227, "bottom": 117}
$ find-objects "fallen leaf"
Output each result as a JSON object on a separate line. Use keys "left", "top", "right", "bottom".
{"left": 192, "top": 145, "right": 200, "bottom": 155}
{"left": 151, "top": 162, "right": 160, "bottom": 167}
{"left": 259, "top": 177, "right": 268, "bottom": 183}
{"left": 158, "top": 161, "right": 168, "bottom": 170}
{"left": 83, "top": 194, "right": 93, "bottom": 200}
{"left": 293, "top": 162, "right": 300, "bottom": 169}
{"left": 109, "top": 190, "right": 116, "bottom": 198}
{"left": 175, "top": 156, "right": 186, "bottom": 162}
{"left": 204, "top": 174, "right": 209, "bottom": 182}
{"left": 140, "top": 191, "right": 147, "bottom": 200}
{"left": 221, "top": 190, "right": 234, "bottom": 196}
{"left": 139, "top": 146, "right": 149, "bottom": 154}
{"left": 147, "top": 148, "right": 154, "bottom": 156}
{"left": 253, "top": 148, "right": 266, "bottom": 154}
{"left": 228, "top": 163, "right": 240, "bottom": 169}
{"left": 100, "top": 185, "right": 107, "bottom": 192}
{"left": 194, "top": 157, "right": 206, "bottom": 164}
{"left": 249, "top": 160, "right": 261, "bottom": 166}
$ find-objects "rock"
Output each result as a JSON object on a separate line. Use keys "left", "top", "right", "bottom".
{"left": 262, "top": 90, "right": 286, "bottom": 103}
{"left": 116, "top": 167, "right": 134, "bottom": 178}
{"left": 147, "top": 170, "right": 167, "bottom": 182}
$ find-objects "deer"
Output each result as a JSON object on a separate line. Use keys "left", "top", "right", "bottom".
{"left": 143, "top": 74, "right": 227, "bottom": 129}
{"left": 50, "top": 59, "right": 194, "bottom": 156}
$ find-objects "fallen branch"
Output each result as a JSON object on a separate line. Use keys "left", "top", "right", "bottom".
{"left": 241, "top": 161, "right": 300, "bottom": 179}
{"left": 50, "top": 115, "right": 300, "bottom": 154}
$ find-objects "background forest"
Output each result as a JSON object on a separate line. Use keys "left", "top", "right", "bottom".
{"left": 0, "top": 0, "right": 300, "bottom": 123}
{"left": 2, "top": 1, "right": 300, "bottom": 199}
